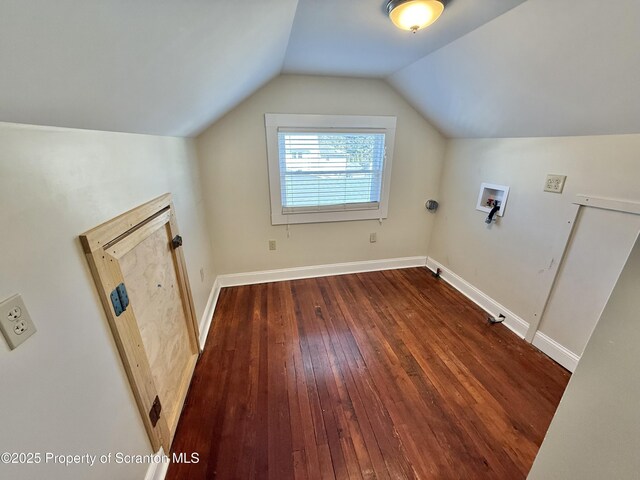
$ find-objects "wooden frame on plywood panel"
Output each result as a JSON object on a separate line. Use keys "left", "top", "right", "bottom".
{"left": 80, "top": 193, "right": 200, "bottom": 452}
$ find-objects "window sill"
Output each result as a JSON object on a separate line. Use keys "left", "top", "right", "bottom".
{"left": 271, "top": 207, "right": 388, "bottom": 225}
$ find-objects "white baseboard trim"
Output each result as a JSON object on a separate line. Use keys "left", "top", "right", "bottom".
{"left": 198, "top": 277, "right": 222, "bottom": 350}
{"left": 144, "top": 448, "right": 169, "bottom": 480}
{"left": 426, "top": 257, "right": 530, "bottom": 339}
{"left": 217, "top": 256, "right": 428, "bottom": 288}
{"left": 532, "top": 331, "right": 580, "bottom": 372}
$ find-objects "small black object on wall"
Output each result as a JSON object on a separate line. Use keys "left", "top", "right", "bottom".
{"left": 425, "top": 200, "right": 439, "bottom": 212}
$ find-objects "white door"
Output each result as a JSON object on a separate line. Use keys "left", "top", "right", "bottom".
{"left": 537, "top": 206, "right": 640, "bottom": 357}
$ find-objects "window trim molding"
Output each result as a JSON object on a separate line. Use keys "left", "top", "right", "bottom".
{"left": 265, "top": 113, "right": 397, "bottom": 225}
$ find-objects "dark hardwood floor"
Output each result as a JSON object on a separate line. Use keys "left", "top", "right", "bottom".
{"left": 167, "top": 267, "right": 570, "bottom": 479}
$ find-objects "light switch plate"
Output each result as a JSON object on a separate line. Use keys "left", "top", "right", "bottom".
{"left": 0, "top": 294, "right": 36, "bottom": 349}
{"left": 544, "top": 174, "right": 567, "bottom": 193}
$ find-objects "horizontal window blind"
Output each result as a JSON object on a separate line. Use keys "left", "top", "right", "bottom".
{"left": 277, "top": 130, "right": 386, "bottom": 214}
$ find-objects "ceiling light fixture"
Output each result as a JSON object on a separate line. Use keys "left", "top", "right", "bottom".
{"left": 386, "top": 0, "right": 445, "bottom": 33}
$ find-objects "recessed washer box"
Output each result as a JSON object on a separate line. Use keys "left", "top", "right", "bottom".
{"left": 476, "top": 183, "right": 510, "bottom": 217}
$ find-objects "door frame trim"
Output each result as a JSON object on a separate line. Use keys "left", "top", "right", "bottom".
{"left": 80, "top": 193, "right": 199, "bottom": 452}
{"left": 525, "top": 194, "right": 640, "bottom": 343}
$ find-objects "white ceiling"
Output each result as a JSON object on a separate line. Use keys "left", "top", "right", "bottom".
{"left": 0, "top": 0, "right": 298, "bottom": 137}
{"left": 283, "top": 0, "right": 525, "bottom": 77}
{"left": 390, "top": 0, "right": 640, "bottom": 137}
{"left": 1, "top": 0, "right": 639, "bottom": 138}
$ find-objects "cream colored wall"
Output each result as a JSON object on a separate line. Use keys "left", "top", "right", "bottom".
{"left": 528, "top": 233, "right": 640, "bottom": 479}
{"left": 428, "top": 135, "right": 640, "bottom": 352}
{"left": 0, "top": 122, "right": 214, "bottom": 480}
{"left": 196, "top": 74, "right": 445, "bottom": 275}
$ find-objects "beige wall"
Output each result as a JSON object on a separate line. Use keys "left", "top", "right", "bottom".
{"left": 428, "top": 134, "right": 640, "bottom": 353}
{"left": 196, "top": 74, "right": 445, "bottom": 275}
{"left": 529, "top": 233, "right": 640, "bottom": 479}
{"left": 0, "top": 122, "right": 214, "bottom": 480}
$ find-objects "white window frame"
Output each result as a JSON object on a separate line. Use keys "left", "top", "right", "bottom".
{"left": 265, "top": 113, "right": 397, "bottom": 225}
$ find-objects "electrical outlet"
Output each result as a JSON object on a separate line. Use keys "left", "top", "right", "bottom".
{"left": 269, "top": 240, "right": 277, "bottom": 251}
{"left": 14, "top": 321, "right": 28, "bottom": 335}
{"left": 0, "top": 294, "right": 36, "bottom": 350}
{"left": 369, "top": 232, "right": 377, "bottom": 243}
{"left": 544, "top": 174, "right": 567, "bottom": 193}
{"left": 7, "top": 305, "right": 22, "bottom": 320}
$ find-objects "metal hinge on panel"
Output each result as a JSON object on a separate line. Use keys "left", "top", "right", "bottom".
{"left": 171, "top": 235, "right": 183, "bottom": 249}
{"left": 110, "top": 283, "right": 130, "bottom": 317}
{"left": 149, "top": 395, "right": 162, "bottom": 427}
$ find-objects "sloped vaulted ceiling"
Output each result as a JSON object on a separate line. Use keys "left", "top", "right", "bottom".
{"left": 0, "top": 0, "right": 299, "bottom": 137}
{"left": 389, "top": 0, "right": 640, "bottom": 138}
{"left": 1, "top": 0, "right": 639, "bottom": 138}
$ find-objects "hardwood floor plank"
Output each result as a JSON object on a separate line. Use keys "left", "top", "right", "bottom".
{"left": 295, "top": 280, "right": 350, "bottom": 479}
{"left": 284, "top": 281, "right": 323, "bottom": 480}
{"left": 167, "top": 268, "right": 570, "bottom": 479}
{"left": 326, "top": 275, "right": 431, "bottom": 478}
{"left": 230, "top": 285, "right": 264, "bottom": 479}
{"left": 267, "top": 283, "right": 295, "bottom": 480}
{"left": 316, "top": 280, "right": 391, "bottom": 480}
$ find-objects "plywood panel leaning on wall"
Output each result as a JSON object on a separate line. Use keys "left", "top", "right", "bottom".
{"left": 79, "top": 193, "right": 199, "bottom": 453}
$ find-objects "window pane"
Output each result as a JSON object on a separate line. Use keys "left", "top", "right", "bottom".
{"left": 278, "top": 132, "right": 385, "bottom": 211}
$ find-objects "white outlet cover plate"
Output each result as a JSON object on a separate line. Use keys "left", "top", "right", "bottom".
{"left": 0, "top": 294, "right": 36, "bottom": 350}
{"left": 544, "top": 174, "right": 567, "bottom": 193}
